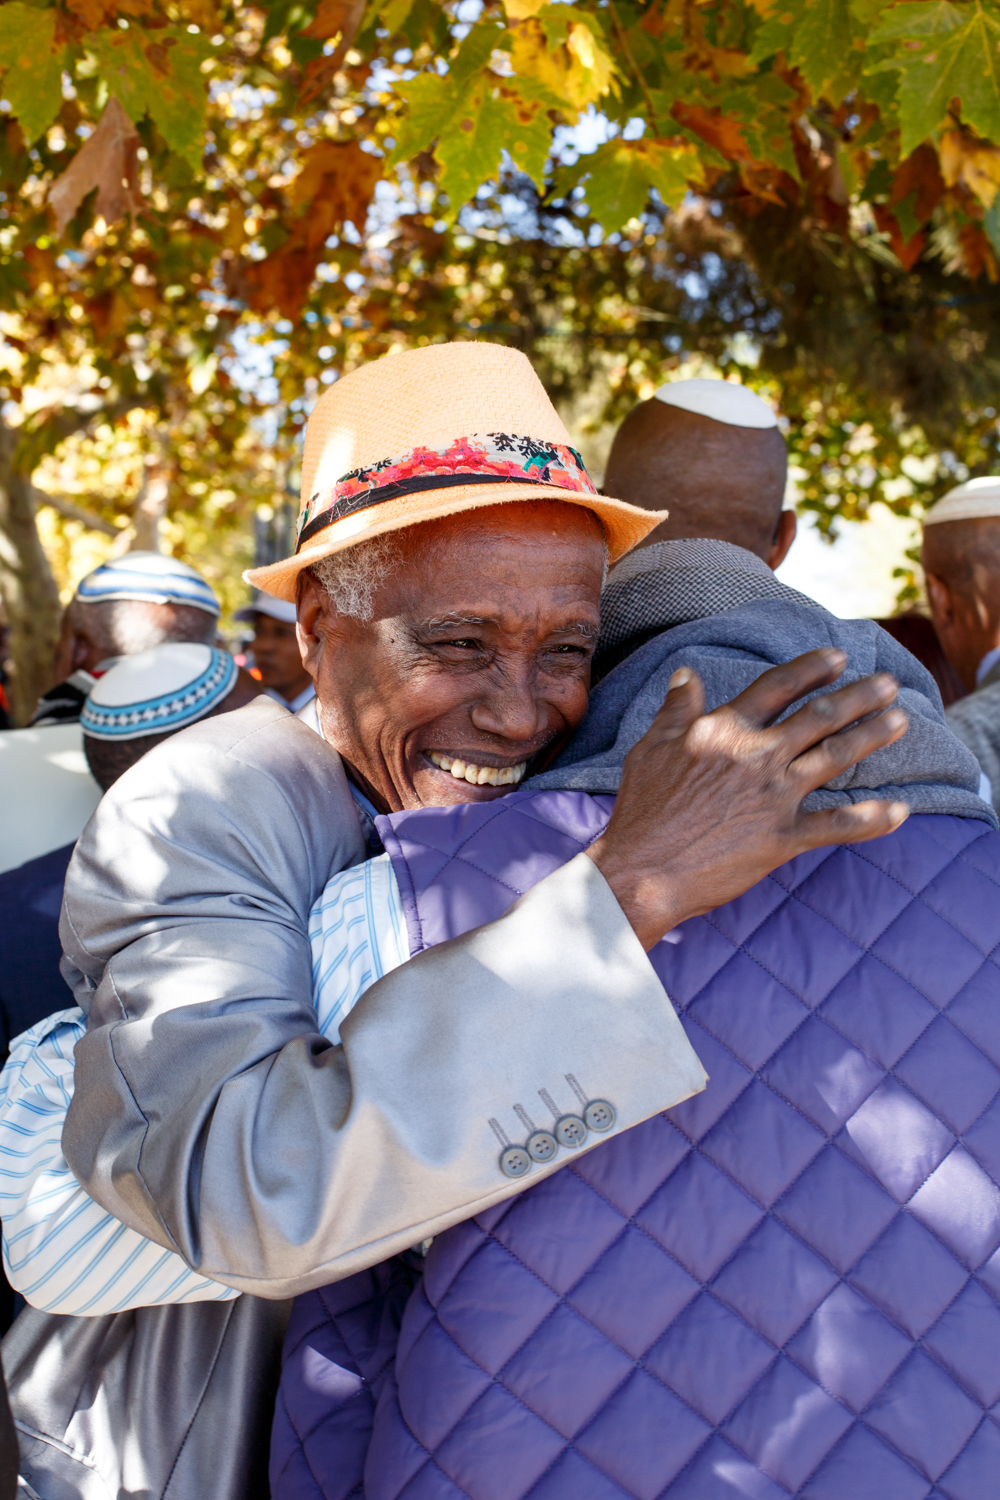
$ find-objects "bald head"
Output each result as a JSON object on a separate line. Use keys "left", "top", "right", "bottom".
{"left": 922, "top": 517, "right": 1000, "bottom": 691}
{"left": 604, "top": 400, "right": 794, "bottom": 566}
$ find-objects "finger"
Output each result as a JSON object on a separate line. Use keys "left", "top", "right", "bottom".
{"left": 723, "top": 649, "right": 848, "bottom": 729}
{"left": 795, "top": 799, "right": 910, "bottom": 851}
{"left": 766, "top": 672, "right": 900, "bottom": 763}
{"left": 646, "top": 667, "right": 706, "bottom": 744}
{"left": 793, "top": 706, "right": 908, "bottom": 788}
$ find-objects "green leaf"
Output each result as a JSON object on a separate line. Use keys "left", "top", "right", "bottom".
{"left": 0, "top": 4, "right": 65, "bottom": 145}
{"left": 435, "top": 81, "right": 508, "bottom": 213}
{"left": 882, "top": 3, "right": 1000, "bottom": 156}
{"left": 867, "top": 0, "right": 967, "bottom": 45}
{"left": 496, "top": 78, "right": 556, "bottom": 188}
{"left": 380, "top": 0, "right": 416, "bottom": 37}
{"left": 388, "top": 72, "right": 458, "bottom": 164}
{"left": 565, "top": 138, "right": 693, "bottom": 233}
{"left": 789, "top": 0, "right": 855, "bottom": 102}
{"left": 893, "top": 188, "right": 922, "bottom": 240}
{"left": 152, "top": 33, "right": 212, "bottom": 168}
{"left": 985, "top": 190, "right": 1000, "bottom": 251}
{"left": 749, "top": 8, "right": 798, "bottom": 67}
{"left": 450, "top": 22, "right": 505, "bottom": 86}
{"left": 89, "top": 29, "right": 211, "bottom": 168}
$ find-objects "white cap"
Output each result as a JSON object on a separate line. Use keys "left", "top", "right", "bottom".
{"left": 76, "top": 551, "right": 220, "bottom": 616}
{"left": 234, "top": 593, "right": 297, "bottom": 625}
{"left": 923, "top": 476, "right": 1000, "bottom": 526}
{"left": 80, "top": 643, "right": 237, "bottom": 741}
{"left": 654, "top": 378, "right": 779, "bottom": 430}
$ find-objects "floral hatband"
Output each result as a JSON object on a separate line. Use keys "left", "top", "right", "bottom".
{"left": 295, "top": 433, "right": 597, "bottom": 551}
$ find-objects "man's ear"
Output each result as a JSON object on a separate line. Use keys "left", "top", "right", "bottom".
{"left": 925, "top": 571, "right": 956, "bottom": 627}
{"left": 766, "top": 510, "right": 797, "bottom": 571}
{"left": 296, "top": 571, "right": 328, "bottom": 678}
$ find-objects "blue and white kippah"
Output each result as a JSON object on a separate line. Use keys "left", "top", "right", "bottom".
{"left": 81, "top": 644, "right": 237, "bottom": 741}
{"left": 76, "top": 551, "right": 220, "bottom": 617}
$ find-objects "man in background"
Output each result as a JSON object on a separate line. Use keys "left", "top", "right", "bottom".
{"left": 236, "top": 592, "right": 316, "bottom": 713}
{"left": 0, "top": 642, "right": 261, "bottom": 1340}
{"left": 605, "top": 375, "right": 796, "bottom": 562}
{"left": 921, "top": 477, "right": 1000, "bottom": 810}
{"left": 31, "top": 550, "right": 220, "bottom": 726}
{"left": 0, "top": 553, "right": 223, "bottom": 877}
{"left": 596, "top": 377, "right": 802, "bottom": 675}
{"left": 0, "top": 641, "right": 262, "bottom": 1066}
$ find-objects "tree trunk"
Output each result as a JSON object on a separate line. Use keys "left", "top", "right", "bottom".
{"left": 0, "top": 419, "right": 62, "bottom": 725}
{"left": 131, "top": 454, "right": 170, "bottom": 552}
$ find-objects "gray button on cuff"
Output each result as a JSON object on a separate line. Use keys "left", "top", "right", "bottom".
{"left": 555, "top": 1114, "right": 588, "bottom": 1149}
{"left": 583, "top": 1100, "right": 616, "bottom": 1133}
{"left": 499, "top": 1145, "right": 532, "bottom": 1179}
{"left": 527, "top": 1130, "right": 558, "bottom": 1162}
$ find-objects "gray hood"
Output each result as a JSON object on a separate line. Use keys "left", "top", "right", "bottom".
{"left": 531, "top": 538, "right": 995, "bottom": 827}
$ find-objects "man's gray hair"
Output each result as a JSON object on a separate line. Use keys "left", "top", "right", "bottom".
{"left": 309, "top": 533, "right": 403, "bottom": 623}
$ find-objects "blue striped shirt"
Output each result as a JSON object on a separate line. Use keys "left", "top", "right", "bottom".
{"left": 0, "top": 853, "right": 408, "bottom": 1316}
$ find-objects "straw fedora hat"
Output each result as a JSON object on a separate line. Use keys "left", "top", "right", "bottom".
{"left": 245, "top": 342, "right": 667, "bottom": 601}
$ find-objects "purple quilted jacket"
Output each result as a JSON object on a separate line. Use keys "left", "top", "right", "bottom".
{"left": 272, "top": 789, "right": 1000, "bottom": 1500}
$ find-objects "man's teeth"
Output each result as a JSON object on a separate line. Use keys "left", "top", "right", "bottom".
{"left": 428, "top": 753, "right": 527, "bottom": 787}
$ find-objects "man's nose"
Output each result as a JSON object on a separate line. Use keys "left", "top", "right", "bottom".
{"left": 470, "top": 674, "right": 545, "bottom": 743}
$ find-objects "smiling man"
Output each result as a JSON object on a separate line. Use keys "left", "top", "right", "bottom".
{"left": 296, "top": 500, "right": 603, "bottom": 812}
{"left": 7, "top": 344, "right": 909, "bottom": 1500}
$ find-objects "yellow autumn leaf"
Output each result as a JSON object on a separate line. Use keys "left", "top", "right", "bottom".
{"left": 565, "top": 22, "right": 615, "bottom": 106}
{"left": 509, "top": 22, "right": 570, "bottom": 108}
{"left": 940, "top": 126, "right": 1000, "bottom": 210}
{"left": 504, "top": 0, "right": 547, "bottom": 17}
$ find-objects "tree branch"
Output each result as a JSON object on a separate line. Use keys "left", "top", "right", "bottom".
{"left": 31, "top": 485, "right": 122, "bottom": 538}
{"left": 606, "top": 0, "right": 661, "bottom": 138}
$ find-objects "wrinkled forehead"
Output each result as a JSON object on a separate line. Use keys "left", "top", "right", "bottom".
{"left": 375, "top": 502, "right": 607, "bottom": 628}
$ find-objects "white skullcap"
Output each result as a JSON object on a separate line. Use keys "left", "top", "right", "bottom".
{"left": 80, "top": 643, "right": 236, "bottom": 741}
{"left": 76, "top": 550, "right": 220, "bottom": 616}
{"left": 654, "top": 378, "right": 779, "bottom": 430}
{"left": 234, "top": 593, "right": 297, "bottom": 625}
{"left": 922, "top": 476, "right": 1000, "bottom": 526}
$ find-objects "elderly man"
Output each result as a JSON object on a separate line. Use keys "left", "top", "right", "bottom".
{"left": 923, "top": 477, "right": 1000, "bottom": 810}
{"left": 5, "top": 344, "right": 907, "bottom": 1500}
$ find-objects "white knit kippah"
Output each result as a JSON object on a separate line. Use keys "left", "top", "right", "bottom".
{"left": 923, "top": 476, "right": 1000, "bottom": 526}
{"left": 654, "top": 378, "right": 779, "bottom": 430}
{"left": 81, "top": 643, "right": 236, "bottom": 740}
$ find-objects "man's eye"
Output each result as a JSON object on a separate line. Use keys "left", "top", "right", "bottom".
{"left": 435, "top": 637, "right": 480, "bottom": 650}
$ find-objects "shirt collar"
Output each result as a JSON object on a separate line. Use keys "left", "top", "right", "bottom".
{"left": 976, "top": 644, "right": 1000, "bottom": 688}
{"left": 265, "top": 683, "right": 316, "bottom": 713}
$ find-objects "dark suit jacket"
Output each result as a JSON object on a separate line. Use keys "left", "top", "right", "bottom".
{"left": 0, "top": 842, "right": 74, "bottom": 1065}
{"left": 0, "top": 841, "right": 74, "bottom": 1338}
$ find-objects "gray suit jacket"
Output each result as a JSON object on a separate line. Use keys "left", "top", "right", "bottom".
{"left": 5, "top": 696, "right": 702, "bottom": 1498}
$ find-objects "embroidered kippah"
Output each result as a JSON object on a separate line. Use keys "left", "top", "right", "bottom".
{"left": 81, "top": 644, "right": 237, "bottom": 740}
{"left": 77, "top": 551, "right": 220, "bottom": 616}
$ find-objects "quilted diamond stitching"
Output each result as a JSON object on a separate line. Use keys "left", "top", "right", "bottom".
{"left": 365, "top": 810, "right": 1000, "bottom": 1500}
